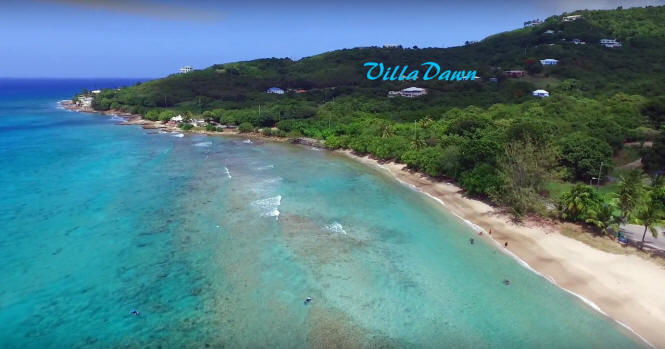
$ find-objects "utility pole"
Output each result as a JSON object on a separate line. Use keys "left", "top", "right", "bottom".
{"left": 597, "top": 161, "right": 604, "bottom": 187}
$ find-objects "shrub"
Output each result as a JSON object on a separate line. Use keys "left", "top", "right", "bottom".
{"left": 238, "top": 122, "right": 254, "bottom": 133}
{"left": 460, "top": 163, "right": 502, "bottom": 197}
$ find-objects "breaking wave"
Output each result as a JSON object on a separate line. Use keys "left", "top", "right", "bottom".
{"left": 194, "top": 141, "right": 212, "bottom": 147}
{"left": 324, "top": 221, "right": 347, "bottom": 235}
{"left": 252, "top": 195, "right": 282, "bottom": 220}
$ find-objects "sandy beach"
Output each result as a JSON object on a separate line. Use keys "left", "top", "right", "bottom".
{"left": 62, "top": 101, "right": 665, "bottom": 347}
{"left": 338, "top": 150, "right": 665, "bottom": 348}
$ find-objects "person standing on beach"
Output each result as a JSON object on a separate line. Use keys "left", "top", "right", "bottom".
{"left": 504, "top": 242, "right": 508, "bottom": 248}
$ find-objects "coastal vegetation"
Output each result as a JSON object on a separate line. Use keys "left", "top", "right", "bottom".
{"left": 79, "top": 6, "right": 665, "bottom": 230}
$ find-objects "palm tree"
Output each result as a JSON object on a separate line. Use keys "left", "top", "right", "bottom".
{"left": 417, "top": 116, "right": 434, "bottom": 129}
{"left": 616, "top": 169, "right": 647, "bottom": 221}
{"left": 558, "top": 183, "right": 601, "bottom": 221}
{"left": 631, "top": 202, "right": 665, "bottom": 249}
{"left": 410, "top": 133, "right": 427, "bottom": 150}
{"left": 380, "top": 123, "right": 394, "bottom": 138}
{"left": 585, "top": 201, "right": 621, "bottom": 238}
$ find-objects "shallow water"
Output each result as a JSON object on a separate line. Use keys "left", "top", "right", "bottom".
{"left": 0, "top": 79, "right": 646, "bottom": 348}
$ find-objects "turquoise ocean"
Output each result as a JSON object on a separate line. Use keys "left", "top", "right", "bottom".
{"left": 0, "top": 79, "right": 647, "bottom": 348}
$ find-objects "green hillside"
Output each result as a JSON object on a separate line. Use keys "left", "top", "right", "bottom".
{"left": 84, "top": 5, "right": 665, "bottom": 221}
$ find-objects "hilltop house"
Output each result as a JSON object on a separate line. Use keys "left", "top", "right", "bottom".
{"left": 563, "top": 15, "right": 582, "bottom": 22}
{"left": 266, "top": 87, "right": 285, "bottom": 94}
{"left": 524, "top": 19, "right": 542, "bottom": 27}
{"left": 383, "top": 44, "right": 401, "bottom": 48}
{"left": 180, "top": 66, "right": 193, "bottom": 74}
{"left": 544, "top": 30, "right": 555, "bottom": 35}
{"left": 600, "top": 39, "right": 622, "bottom": 48}
{"left": 504, "top": 70, "right": 526, "bottom": 78}
{"left": 388, "top": 87, "right": 427, "bottom": 98}
{"left": 532, "top": 89, "right": 550, "bottom": 98}
{"left": 540, "top": 58, "right": 559, "bottom": 65}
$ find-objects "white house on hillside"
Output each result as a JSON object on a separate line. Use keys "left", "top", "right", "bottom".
{"left": 387, "top": 87, "right": 427, "bottom": 98}
{"left": 600, "top": 39, "right": 622, "bottom": 48}
{"left": 540, "top": 58, "right": 559, "bottom": 65}
{"left": 524, "top": 19, "right": 542, "bottom": 27}
{"left": 563, "top": 15, "right": 582, "bottom": 22}
{"left": 532, "top": 89, "right": 550, "bottom": 98}
{"left": 266, "top": 87, "right": 285, "bottom": 94}
{"left": 400, "top": 87, "right": 427, "bottom": 98}
{"left": 180, "top": 66, "right": 193, "bottom": 74}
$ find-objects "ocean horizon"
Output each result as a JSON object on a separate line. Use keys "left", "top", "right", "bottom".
{"left": 0, "top": 78, "right": 647, "bottom": 348}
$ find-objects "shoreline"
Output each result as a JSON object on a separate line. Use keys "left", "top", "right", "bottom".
{"left": 61, "top": 101, "right": 665, "bottom": 348}
{"left": 337, "top": 150, "right": 665, "bottom": 348}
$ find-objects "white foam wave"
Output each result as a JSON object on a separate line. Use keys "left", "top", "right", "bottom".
{"left": 224, "top": 167, "right": 232, "bottom": 179}
{"left": 252, "top": 195, "right": 282, "bottom": 220}
{"left": 243, "top": 139, "right": 253, "bottom": 144}
{"left": 110, "top": 115, "right": 125, "bottom": 122}
{"left": 324, "top": 222, "right": 347, "bottom": 235}
{"left": 194, "top": 141, "right": 212, "bottom": 147}
{"left": 256, "top": 164, "right": 274, "bottom": 170}
{"left": 158, "top": 130, "right": 168, "bottom": 134}
{"left": 261, "top": 177, "right": 282, "bottom": 184}
{"left": 310, "top": 147, "right": 322, "bottom": 151}
{"left": 172, "top": 133, "right": 184, "bottom": 138}
{"left": 264, "top": 209, "right": 280, "bottom": 219}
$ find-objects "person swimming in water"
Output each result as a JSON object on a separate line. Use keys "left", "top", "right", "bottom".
{"left": 131, "top": 310, "right": 140, "bottom": 316}
{"left": 503, "top": 279, "right": 511, "bottom": 286}
{"left": 469, "top": 238, "right": 475, "bottom": 244}
{"left": 304, "top": 297, "right": 312, "bottom": 305}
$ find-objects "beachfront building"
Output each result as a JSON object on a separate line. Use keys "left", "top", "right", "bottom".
{"left": 524, "top": 19, "right": 542, "bottom": 27}
{"left": 180, "top": 66, "right": 193, "bottom": 74}
{"left": 600, "top": 39, "right": 622, "bottom": 48}
{"left": 76, "top": 96, "right": 93, "bottom": 108}
{"left": 91, "top": 90, "right": 101, "bottom": 94}
{"left": 169, "top": 115, "right": 184, "bottom": 125}
{"left": 504, "top": 70, "right": 526, "bottom": 78}
{"left": 563, "top": 14, "right": 582, "bottom": 22}
{"left": 266, "top": 87, "right": 285, "bottom": 94}
{"left": 540, "top": 58, "right": 559, "bottom": 65}
{"left": 191, "top": 119, "right": 206, "bottom": 127}
{"left": 532, "top": 89, "right": 550, "bottom": 98}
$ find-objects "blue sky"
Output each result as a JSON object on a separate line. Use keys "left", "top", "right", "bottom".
{"left": 1, "top": 0, "right": 663, "bottom": 78}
